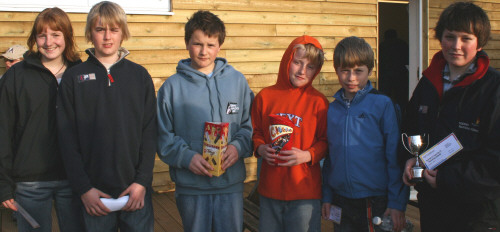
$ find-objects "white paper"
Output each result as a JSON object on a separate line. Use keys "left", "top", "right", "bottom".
{"left": 328, "top": 205, "right": 342, "bottom": 224}
{"left": 100, "top": 195, "right": 129, "bottom": 212}
{"left": 14, "top": 202, "right": 40, "bottom": 228}
{"left": 420, "top": 133, "right": 463, "bottom": 170}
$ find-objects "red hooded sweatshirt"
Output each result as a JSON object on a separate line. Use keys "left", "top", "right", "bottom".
{"left": 251, "top": 36, "right": 329, "bottom": 200}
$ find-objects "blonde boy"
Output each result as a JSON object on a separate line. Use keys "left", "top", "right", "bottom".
{"left": 57, "top": 2, "right": 156, "bottom": 231}
{"left": 251, "top": 35, "right": 328, "bottom": 232}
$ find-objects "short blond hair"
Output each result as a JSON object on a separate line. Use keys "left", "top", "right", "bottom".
{"left": 334, "top": 36, "right": 374, "bottom": 72}
{"left": 85, "top": 1, "right": 130, "bottom": 43}
{"left": 293, "top": 43, "right": 324, "bottom": 68}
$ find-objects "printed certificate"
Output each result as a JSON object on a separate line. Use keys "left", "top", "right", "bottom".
{"left": 420, "top": 133, "right": 463, "bottom": 170}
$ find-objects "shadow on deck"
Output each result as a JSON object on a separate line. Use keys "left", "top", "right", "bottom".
{"left": 1, "top": 181, "right": 421, "bottom": 231}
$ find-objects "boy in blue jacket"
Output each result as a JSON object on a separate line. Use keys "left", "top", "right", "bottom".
{"left": 156, "top": 10, "right": 253, "bottom": 232}
{"left": 321, "top": 36, "right": 409, "bottom": 232}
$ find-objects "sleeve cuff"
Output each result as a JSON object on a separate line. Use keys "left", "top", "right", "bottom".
{"left": 181, "top": 150, "right": 198, "bottom": 169}
{"left": 229, "top": 140, "right": 243, "bottom": 158}
{"left": 322, "top": 185, "right": 334, "bottom": 203}
{"left": 387, "top": 200, "right": 407, "bottom": 212}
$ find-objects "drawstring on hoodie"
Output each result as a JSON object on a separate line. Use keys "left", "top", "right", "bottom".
{"left": 206, "top": 79, "right": 215, "bottom": 119}
{"left": 205, "top": 72, "right": 224, "bottom": 122}
{"left": 214, "top": 77, "right": 224, "bottom": 121}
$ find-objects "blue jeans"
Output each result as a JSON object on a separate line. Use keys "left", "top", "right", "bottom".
{"left": 175, "top": 192, "right": 243, "bottom": 232}
{"left": 259, "top": 195, "right": 321, "bottom": 232}
{"left": 330, "top": 194, "right": 387, "bottom": 232}
{"left": 82, "top": 188, "right": 153, "bottom": 232}
{"left": 15, "top": 180, "right": 83, "bottom": 232}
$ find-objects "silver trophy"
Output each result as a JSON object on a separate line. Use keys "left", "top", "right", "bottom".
{"left": 402, "top": 133, "right": 429, "bottom": 183}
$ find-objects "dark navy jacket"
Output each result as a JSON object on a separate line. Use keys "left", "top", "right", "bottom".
{"left": 402, "top": 51, "right": 500, "bottom": 229}
{"left": 57, "top": 48, "right": 157, "bottom": 198}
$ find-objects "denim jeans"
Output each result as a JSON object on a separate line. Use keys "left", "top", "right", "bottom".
{"left": 175, "top": 192, "right": 243, "bottom": 232}
{"left": 81, "top": 188, "right": 154, "bottom": 232}
{"left": 330, "top": 194, "right": 387, "bottom": 232}
{"left": 15, "top": 180, "right": 83, "bottom": 232}
{"left": 259, "top": 195, "right": 321, "bottom": 232}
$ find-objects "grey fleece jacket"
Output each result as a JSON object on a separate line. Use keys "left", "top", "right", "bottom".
{"left": 157, "top": 58, "right": 253, "bottom": 195}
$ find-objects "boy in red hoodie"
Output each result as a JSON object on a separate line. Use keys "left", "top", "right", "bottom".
{"left": 251, "top": 35, "right": 329, "bottom": 232}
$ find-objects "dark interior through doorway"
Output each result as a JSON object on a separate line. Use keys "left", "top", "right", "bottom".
{"left": 379, "top": 2, "right": 410, "bottom": 110}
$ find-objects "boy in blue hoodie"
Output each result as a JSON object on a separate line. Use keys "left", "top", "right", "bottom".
{"left": 156, "top": 10, "right": 253, "bottom": 232}
{"left": 321, "top": 36, "right": 409, "bottom": 232}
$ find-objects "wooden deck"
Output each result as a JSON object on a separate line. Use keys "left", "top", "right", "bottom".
{"left": 1, "top": 181, "right": 421, "bottom": 231}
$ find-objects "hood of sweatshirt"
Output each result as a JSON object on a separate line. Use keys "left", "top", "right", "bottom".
{"left": 176, "top": 57, "right": 228, "bottom": 83}
{"left": 275, "top": 35, "right": 324, "bottom": 90}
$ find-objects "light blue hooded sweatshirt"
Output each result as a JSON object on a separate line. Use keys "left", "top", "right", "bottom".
{"left": 157, "top": 58, "right": 253, "bottom": 195}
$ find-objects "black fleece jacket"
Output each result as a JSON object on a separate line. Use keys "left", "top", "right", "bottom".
{"left": 0, "top": 53, "right": 81, "bottom": 202}
{"left": 57, "top": 49, "right": 157, "bottom": 198}
{"left": 402, "top": 51, "right": 500, "bottom": 229}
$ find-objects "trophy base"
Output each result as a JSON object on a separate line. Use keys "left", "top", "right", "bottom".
{"left": 411, "top": 166, "right": 424, "bottom": 183}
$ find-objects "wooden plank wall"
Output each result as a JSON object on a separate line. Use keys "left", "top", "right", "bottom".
{"left": 0, "top": 0, "right": 378, "bottom": 192}
{"left": 428, "top": 0, "right": 500, "bottom": 69}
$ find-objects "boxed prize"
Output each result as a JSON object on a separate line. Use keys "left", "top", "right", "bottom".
{"left": 202, "top": 122, "right": 229, "bottom": 176}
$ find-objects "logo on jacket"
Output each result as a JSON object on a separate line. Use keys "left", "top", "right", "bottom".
{"left": 418, "top": 105, "right": 428, "bottom": 114}
{"left": 226, "top": 102, "right": 239, "bottom": 114}
{"left": 276, "top": 113, "right": 303, "bottom": 127}
{"left": 358, "top": 113, "right": 367, "bottom": 119}
{"left": 458, "top": 118, "right": 480, "bottom": 133}
{"left": 77, "top": 73, "right": 96, "bottom": 83}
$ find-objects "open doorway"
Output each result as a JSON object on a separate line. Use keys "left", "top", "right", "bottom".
{"left": 378, "top": 2, "right": 410, "bottom": 111}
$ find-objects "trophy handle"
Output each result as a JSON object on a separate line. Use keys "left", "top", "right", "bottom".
{"left": 401, "top": 133, "right": 412, "bottom": 154}
{"left": 422, "top": 133, "right": 430, "bottom": 151}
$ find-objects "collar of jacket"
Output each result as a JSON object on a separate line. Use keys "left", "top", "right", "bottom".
{"left": 23, "top": 52, "right": 81, "bottom": 72}
{"left": 333, "top": 80, "right": 373, "bottom": 106}
{"left": 422, "top": 50, "right": 489, "bottom": 100}
{"left": 85, "top": 47, "right": 130, "bottom": 69}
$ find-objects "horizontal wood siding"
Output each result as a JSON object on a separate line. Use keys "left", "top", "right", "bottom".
{"left": 0, "top": 0, "right": 378, "bottom": 191}
{"left": 428, "top": 0, "right": 500, "bottom": 69}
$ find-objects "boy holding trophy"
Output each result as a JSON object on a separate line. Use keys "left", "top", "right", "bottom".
{"left": 322, "top": 36, "right": 409, "bottom": 232}
{"left": 402, "top": 2, "right": 500, "bottom": 231}
{"left": 156, "top": 10, "right": 253, "bottom": 232}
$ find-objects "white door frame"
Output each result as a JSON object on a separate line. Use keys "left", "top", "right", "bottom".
{"left": 408, "top": 0, "right": 424, "bottom": 98}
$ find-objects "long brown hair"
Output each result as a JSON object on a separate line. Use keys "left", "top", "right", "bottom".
{"left": 27, "top": 7, "right": 80, "bottom": 62}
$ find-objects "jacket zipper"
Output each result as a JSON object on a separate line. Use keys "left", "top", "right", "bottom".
{"left": 107, "top": 69, "right": 114, "bottom": 86}
{"left": 344, "top": 102, "right": 354, "bottom": 195}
